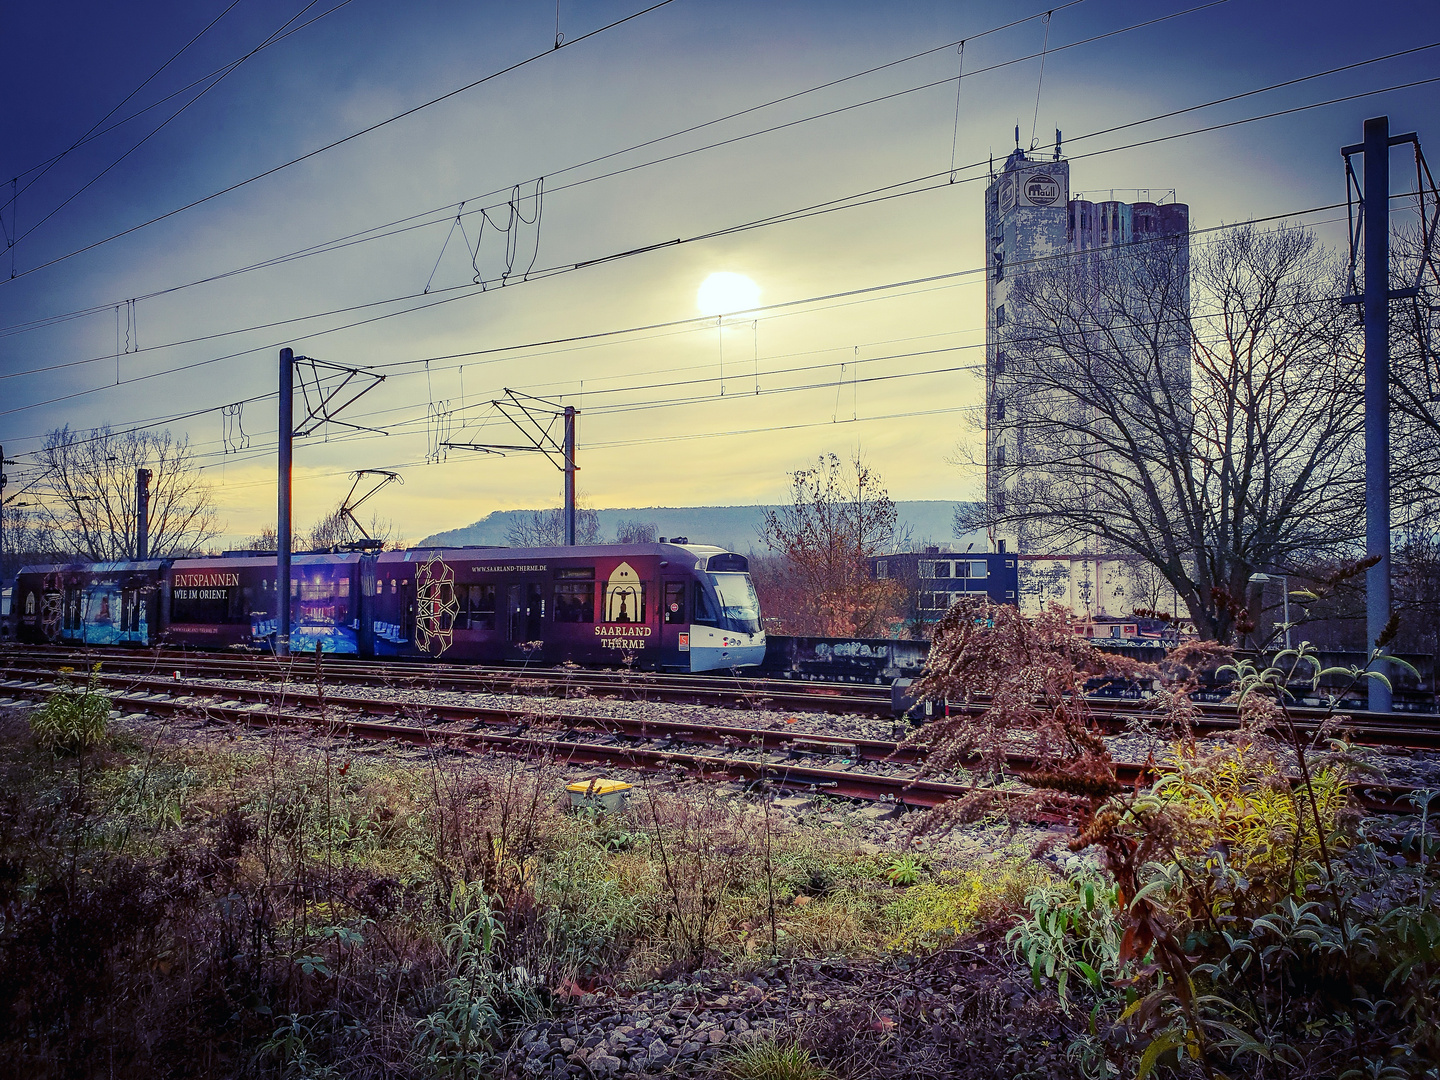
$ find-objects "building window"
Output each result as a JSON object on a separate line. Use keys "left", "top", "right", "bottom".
{"left": 995, "top": 350, "right": 1005, "bottom": 376}
{"left": 995, "top": 398, "right": 1006, "bottom": 421}
{"left": 995, "top": 304, "right": 1005, "bottom": 326}
{"left": 876, "top": 559, "right": 888, "bottom": 579}
{"left": 995, "top": 444, "right": 1006, "bottom": 467}
{"left": 993, "top": 250, "right": 1004, "bottom": 282}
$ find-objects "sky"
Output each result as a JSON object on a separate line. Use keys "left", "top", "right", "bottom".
{"left": 1, "top": 0, "right": 1437, "bottom": 548}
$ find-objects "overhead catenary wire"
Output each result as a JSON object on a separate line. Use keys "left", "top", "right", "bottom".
{"left": 0, "top": 0, "right": 1095, "bottom": 336}
{"left": 0, "top": 182, "right": 1412, "bottom": 452}
{"left": 4, "top": 65, "right": 1432, "bottom": 427}
{"left": 1, "top": 25, "right": 1432, "bottom": 374}
{"left": 0, "top": 0, "right": 680, "bottom": 285}
{"left": 1, "top": 193, "right": 1389, "bottom": 470}
{"left": 8, "top": 1, "right": 353, "bottom": 248}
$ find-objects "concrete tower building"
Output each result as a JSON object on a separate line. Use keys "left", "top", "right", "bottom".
{"left": 983, "top": 135, "right": 1190, "bottom": 556}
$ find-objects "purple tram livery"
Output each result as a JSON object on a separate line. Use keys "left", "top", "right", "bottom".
{"left": 369, "top": 542, "right": 765, "bottom": 672}
{"left": 9, "top": 541, "right": 765, "bottom": 672}
{"left": 12, "top": 561, "right": 168, "bottom": 647}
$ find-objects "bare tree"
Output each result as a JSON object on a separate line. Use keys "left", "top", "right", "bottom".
{"left": 759, "top": 452, "right": 904, "bottom": 636}
{"left": 1390, "top": 225, "right": 1440, "bottom": 532}
{"left": 305, "top": 504, "right": 400, "bottom": 551}
{"left": 504, "top": 506, "right": 600, "bottom": 547}
{"left": 1, "top": 503, "right": 64, "bottom": 580}
{"left": 614, "top": 519, "right": 658, "bottom": 544}
{"left": 961, "top": 225, "right": 1367, "bottom": 643}
{"left": 242, "top": 525, "right": 303, "bottom": 553}
{"left": 35, "top": 426, "right": 220, "bottom": 560}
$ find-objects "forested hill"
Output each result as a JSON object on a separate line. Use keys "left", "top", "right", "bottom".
{"left": 419, "top": 501, "right": 979, "bottom": 552}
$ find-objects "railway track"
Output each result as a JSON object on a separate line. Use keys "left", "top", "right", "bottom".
{"left": 0, "top": 667, "right": 1419, "bottom": 817}
{"left": 5, "top": 644, "right": 1440, "bottom": 750}
{"left": 0, "top": 646, "right": 893, "bottom": 715}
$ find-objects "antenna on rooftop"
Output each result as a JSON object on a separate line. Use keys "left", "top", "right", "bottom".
{"left": 1014, "top": 123, "right": 1020, "bottom": 149}
{"left": 1054, "top": 128, "right": 1062, "bottom": 160}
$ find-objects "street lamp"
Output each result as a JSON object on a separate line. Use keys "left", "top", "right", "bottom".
{"left": 1248, "top": 572, "right": 1291, "bottom": 649}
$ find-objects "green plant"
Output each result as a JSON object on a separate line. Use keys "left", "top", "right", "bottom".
{"left": 30, "top": 663, "right": 110, "bottom": 752}
{"left": 719, "top": 1036, "right": 832, "bottom": 1080}
{"left": 413, "top": 881, "right": 507, "bottom": 1078}
{"left": 885, "top": 860, "right": 1039, "bottom": 951}
{"left": 256, "top": 1011, "right": 364, "bottom": 1079}
{"left": 1007, "top": 859, "right": 1126, "bottom": 1011}
{"left": 885, "top": 854, "right": 924, "bottom": 886}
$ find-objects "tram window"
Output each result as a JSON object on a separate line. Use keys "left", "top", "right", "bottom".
{"left": 553, "top": 582, "right": 594, "bottom": 623}
{"left": 463, "top": 583, "right": 497, "bottom": 630}
{"left": 555, "top": 567, "right": 594, "bottom": 580}
{"left": 663, "top": 582, "right": 685, "bottom": 624}
{"left": 693, "top": 582, "right": 717, "bottom": 624}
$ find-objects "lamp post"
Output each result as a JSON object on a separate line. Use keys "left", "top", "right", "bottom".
{"left": 1248, "top": 572, "right": 1290, "bottom": 650}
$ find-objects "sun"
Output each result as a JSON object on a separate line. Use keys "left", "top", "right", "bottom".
{"left": 696, "top": 272, "right": 761, "bottom": 316}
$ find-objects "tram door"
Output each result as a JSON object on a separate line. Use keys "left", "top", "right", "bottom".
{"left": 659, "top": 579, "right": 689, "bottom": 670}
{"left": 506, "top": 582, "right": 545, "bottom": 657}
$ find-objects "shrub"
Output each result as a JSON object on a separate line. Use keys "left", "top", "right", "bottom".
{"left": 885, "top": 860, "right": 1039, "bottom": 951}
{"left": 720, "top": 1036, "right": 831, "bottom": 1080}
{"left": 30, "top": 664, "right": 110, "bottom": 753}
{"left": 1006, "top": 858, "right": 1125, "bottom": 1011}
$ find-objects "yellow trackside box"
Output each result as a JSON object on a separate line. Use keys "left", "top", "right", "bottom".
{"left": 565, "top": 778, "right": 633, "bottom": 812}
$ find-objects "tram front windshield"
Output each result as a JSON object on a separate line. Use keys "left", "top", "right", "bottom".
{"left": 707, "top": 573, "right": 761, "bottom": 635}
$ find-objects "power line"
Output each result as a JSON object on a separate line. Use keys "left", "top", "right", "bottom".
{"left": 0, "top": 0, "right": 1228, "bottom": 331}
{"left": 11, "top": 1, "right": 355, "bottom": 248}
{"left": 5, "top": 0, "right": 356, "bottom": 193}
{"left": 0, "top": 0, "right": 680, "bottom": 284}
{"left": 6, "top": 0, "right": 245, "bottom": 200}
{"left": 2, "top": 34, "right": 1433, "bottom": 392}
{"left": 64, "top": 265, "right": 1378, "bottom": 476}
{"left": 0, "top": 187, "right": 1396, "bottom": 441}
{"left": 0, "top": 0, "right": 1097, "bottom": 337}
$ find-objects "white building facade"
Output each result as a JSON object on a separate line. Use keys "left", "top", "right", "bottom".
{"left": 983, "top": 141, "right": 1190, "bottom": 574}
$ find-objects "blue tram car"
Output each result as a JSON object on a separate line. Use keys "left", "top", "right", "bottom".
{"left": 10, "top": 542, "right": 765, "bottom": 673}
{"left": 11, "top": 561, "right": 169, "bottom": 647}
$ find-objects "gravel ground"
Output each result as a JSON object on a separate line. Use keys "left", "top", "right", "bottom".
{"left": 9, "top": 667, "right": 1440, "bottom": 795}
{"left": 130, "top": 672, "right": 1440, "bottom": 789}
{"left": 94, "top": 708, "right": 1053, "bottom": 861}
{"left": 488, "top": 949, "right": 1073, "bottom": 1079}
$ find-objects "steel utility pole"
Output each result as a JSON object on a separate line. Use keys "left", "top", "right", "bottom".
{"left": 1343, "top": 116, "right": 1424, "bottom": 712}
{"left": 0, "top": 445, "right": 7, "bottom": 585}
{"left": 135, "top": 468, "right": 152, "bottom": 560}
{"left": 1363, "top": 117, "right": 1393, "bottom": 713}
{"left": 443, "top": 391, "right": 581, "bottom": 546}
{"left": 563, "top": 406, "right": 577, "bottom": 546}
{"left": 277, "top": 347, "right": 294, "bottom": 657}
